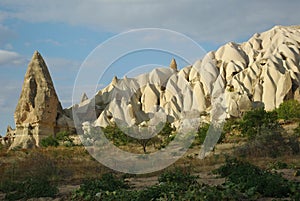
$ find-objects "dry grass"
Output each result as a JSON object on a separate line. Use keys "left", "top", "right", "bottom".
{"left": 0, "top": 132, "right": 299, "bottom": 199}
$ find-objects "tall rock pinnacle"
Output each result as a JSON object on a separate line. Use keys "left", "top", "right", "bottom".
{"left": 11, "top": 51, "right": 64, "bottom": 149}
{"left": 169, "top": 58, "right": 177, "bottom": 71}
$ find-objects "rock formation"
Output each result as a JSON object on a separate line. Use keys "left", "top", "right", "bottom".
{"left": 80, "top": 93, "right": 89, "bottom": 103}
{"left": 73, "top": 25, "right": 300, "bottom": 131}
{"left": 0, "top": 126, "right": 15, "bottom": 146}
{"left": 9, "top": 26, "right": 300, "bottom": 149}
{"left": 169, "top": 58, "right": 177, "bottom": 71}
{"left": 10, "top": 51, "right": 73, "bottom": 149}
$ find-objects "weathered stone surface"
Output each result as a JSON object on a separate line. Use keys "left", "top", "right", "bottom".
{"left": 169, "top": 58, "right": 177, "bottom": 71}
{"left": 80, "top": 93, "right": 88, "bottom": 103}
{"left": 1, "top": 125, "right": 15, "bottom": 145}
{"left": 10, "top": 51, "right": 68, "bottom": 149}
{"left": 75, "top": 25, "right": 300, "bottom": 129}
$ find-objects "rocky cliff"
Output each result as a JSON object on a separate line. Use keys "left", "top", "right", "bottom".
{"left": 74, "top": 26, "right": 300, "bottom": 131}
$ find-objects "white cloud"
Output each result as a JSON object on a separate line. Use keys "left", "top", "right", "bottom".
{"left": 0, "top": 49, "right": 28, "bottom": 66}
{"left": 0, "top": 0, "right": 300, "bottom": 43}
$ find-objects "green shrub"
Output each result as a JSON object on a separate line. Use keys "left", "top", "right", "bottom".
{"left": 267, "top": 161, "right": 288, "bottom": 170}
{"left": 276, "top": 100, "right": 300, "bottom": 120}
{"left": 73, "top": 173, "right": 129, "bottom": 200}
{"left": 4, "top": 177, "right": 58, "bottom": 200}
{"left": 158, "top": 167, "right": 198, "bottom": 185}
{"left": 72, "top": 164, "right": 300, "bottom": 201}
{"left": 56, "top": 131, "right": 74, "bottom": 147}
{"left": 214, "top": 157, "right": 299, "bottom": 198}
{"left": 40, "top": 135, "right": 59, "bottom": 147}
{"left": 159, "top": 122, "right": 175, "bottom": 137}
{"left": 235, "top": 126, "right": 296, "bottom": 158}
{"left": 239, "top": 108, "right": 279, "bottom": 139}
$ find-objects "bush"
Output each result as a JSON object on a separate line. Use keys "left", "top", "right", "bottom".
{"left": 158, "top": 167, "right": 198, "bottom": 185}
{"left": 235, "top": 126, "right": 296, "bottom": 158}
{"left": 4, "top": 177, "right": 58, "bottom": 200}
{"left": 159, "top": 122, "right": 175, "bottom": 137}
{"left": 267, "top": 161, "right": 288, "bottom": 170}
{"left": 276, "top": 100, "right": 300, "bottom": 120}
{"left": 56, "top": 131, "right": 74, "bottom": 147}
{"left": 214, "top": 157, "right": 300, "bottom": 198}
{"left": 73, "top": 173, "right": 129, "bottom": 200}
{"left": 72, "top": 168, "right": 245, "bottom": 201}
{"left": 239, "top": 108, "right": 279, "bottom": 139}
{"left": 40, "top": 135, "right": 59, "bottom": 147}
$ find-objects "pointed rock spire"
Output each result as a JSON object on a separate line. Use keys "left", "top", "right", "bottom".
{"left": 11, "top": 51, "right": 64, "bottom": 149}
{"left": 111, "top": 76, "right": 118, "bottom": 86}
{"left": 80, "top": 92, "right": 89, "bottom": 103}
{"left": 169, "top": 58, "right": 177, "bottom": 71}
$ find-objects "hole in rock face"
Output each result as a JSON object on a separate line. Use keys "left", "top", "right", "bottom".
{"left": 29, "top": 78, "right": 37, "bottom": 108}
{"left": 232, "top": 72, "right": 238, "bottom": 77}
{"left": 259, "top": 59, "right": 267, "bottom": 66}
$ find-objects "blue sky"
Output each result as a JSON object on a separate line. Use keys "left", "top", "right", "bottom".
{"left": 0, "top": 0, "right": 300, "bottom": 135}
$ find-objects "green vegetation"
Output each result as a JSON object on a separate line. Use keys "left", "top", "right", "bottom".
{"left": 195, "top": 123, "right": 210, "bottom": 144}
{"left": 73, "top": 173, "right": 129, "bottom": 200}
{"left": 214, "top": 157, "right": 300, "bottom": 199}
{"left": 56, "top": 131, "right": 74, "bottom": 147}
{"left": 294, "top": 123, "right": 300, "bottom": 137}
{"left": 3, "top": 177, "right": 58, "bottom": 201}
{"left": 40, "top": 135, "right": 59, "bottom": 147}
{"left": 72, "top": 167, "right": 241, "bottom": 201}
{"left": 0, "top": 152, "right": 59, "bottom": 200}
{"left": 102, "top": 124, "right": 132, "bottom": 146}
{"left": 40, "top": 131, "right": 75, "bottom": 148}
{"left": 235, "top": 126, "right": 298, "bottom": 157}
{"left": 276, "top": 99, "right": 300, "bottom": 120}
{"left": 101, "top": 122, "right": 175, "bottom": 153}
{"left": 239, "top": 108, "right": 279, "bottom": 139}
{"left": 3, "top": 101, "right": 300, "bottom": 200}
{"left": 267, "top": 161, "right": 288, "bottom": 170}
{"left": 73, "top": 159, "right": 300, "bottom": 200}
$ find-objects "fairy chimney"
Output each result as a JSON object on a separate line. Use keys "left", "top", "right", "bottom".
{"left": 10, "top": 51, "right": 65, "bottom": 149}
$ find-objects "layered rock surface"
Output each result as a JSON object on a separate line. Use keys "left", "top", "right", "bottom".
{"left": 73, "top": 26, "right": 300, "bottom": 130}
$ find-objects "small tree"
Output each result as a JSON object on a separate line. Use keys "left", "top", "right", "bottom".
{"left": 137, "top": 122, "right": 175, "bottom": 153}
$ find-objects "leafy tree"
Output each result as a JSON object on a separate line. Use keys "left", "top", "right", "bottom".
{"left": 102, "top": 124, "right": 132, "bottom": 146}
